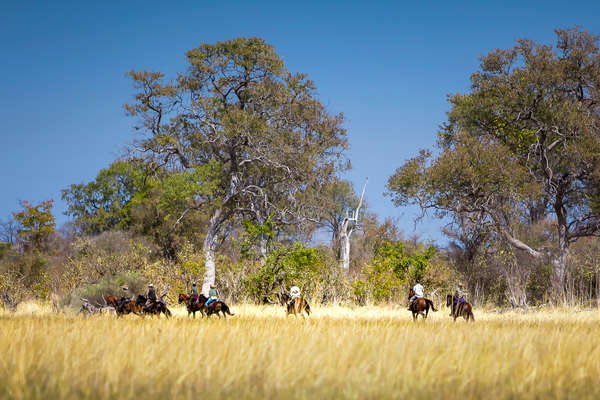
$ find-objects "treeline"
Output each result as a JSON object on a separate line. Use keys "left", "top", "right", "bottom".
{"left": 2, "top": 28, "right": 600, "bottom": 310}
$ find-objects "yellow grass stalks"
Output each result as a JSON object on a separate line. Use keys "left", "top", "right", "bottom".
{"left": 1, "top": 303, "right": 599, "bottom": 399}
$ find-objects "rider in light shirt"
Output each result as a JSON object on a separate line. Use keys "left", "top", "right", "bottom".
{"left": 408, "top": 279, "right": 424, "bottom": 310}
{"left": 289, "top": 285, "right": 301, "bottom": 305}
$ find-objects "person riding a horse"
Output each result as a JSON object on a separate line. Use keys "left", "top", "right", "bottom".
{"left": 206, "top": 284, "right": 218, "bottom": 307}
{"left": 288, "top": 285, "right": 301, "bottom": 305}
{"left": 190, "top": 282, "right": 199, "bottom": 306}
{"left": 145, "top": 283, "right": 157, "bottom": 308}
{"left": 451, "top": 282, "right": 468, "bottom": 316}
{"left": 407, "top": 279, "right": 424, "bottom": 310}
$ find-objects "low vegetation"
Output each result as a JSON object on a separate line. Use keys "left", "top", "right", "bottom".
{"left": 1, "top": 303, "right": 599, "bottom": 399}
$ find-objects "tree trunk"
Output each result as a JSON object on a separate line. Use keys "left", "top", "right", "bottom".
{"left": 595, "top": 262, "right": 599, "bottom": 307}
{"left": 202, "top": 209, "right": 222, "bottom": 296}
{"left": 340, "top": 229, "right": 350, "bottom": 272}
{"left": 259, "top": 236, "right": 268, "bottom": 265}
{"left": 550, "top": 238, "right": 569, "bottom": 305}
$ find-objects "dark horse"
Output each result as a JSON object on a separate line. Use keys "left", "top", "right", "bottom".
{"left": 408, "top": 289, "right": 437, "bottom": 321}
{"left": 136, "top": 294, "right": 172, "bottom": 318}
{"left": 178, "top": 293, "right": 208, "bottom": 318}
{"left": 202, "top": 297, "right": 234, "bottom": 318}
{"left": 277, "top": 291, "right": 311, "bottom": 318}
{"left": 446, "top": 294, "right": 474, "bottom": 322}
{"left": 105, "top": 295, "right": 142, "bottom": 317}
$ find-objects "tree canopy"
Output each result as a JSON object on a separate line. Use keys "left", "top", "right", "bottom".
{"left": 387, "top": 27, "right": 600, "bottom": 302}
{"left": 125, "top": 37, "right": 348, "bottom": 293}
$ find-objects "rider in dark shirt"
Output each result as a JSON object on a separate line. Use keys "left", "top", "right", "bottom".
{"left": 146, "top": 283, "right": 157, "bottom": 307}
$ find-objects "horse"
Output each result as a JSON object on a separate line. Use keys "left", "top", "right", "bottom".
{"left": 202, "top": 297, "right": 234, "bottom": 318}
{"left": 277, "top": 291, "right": 311, "bottom": 318}
{"left": 446, "top": 294, "right": 475, "bottom": 322}
{"left": 105, "top": 295, "right": 143, "bottom": 317}
{"left": 178, "top": 293, "right": 208, "bottom": 318}
{"left": 136, "top": 294, "right": 172, "bottom": 318}
{"left": 408, "top": 288, "right": 437, "bottom": 321}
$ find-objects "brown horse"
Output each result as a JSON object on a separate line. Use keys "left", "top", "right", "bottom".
{"left": 408, "top": 289, "right": 437, "bottom": 321}
{"left": 277, "top": 292, "right": 311, "bottom": 318}
{"left": 106, "top": 295, "right": 143, "bottom": 317}
{"left": 446, "top": 294, "right": 474, "bottom": 322}
{"left": 178, "top": 293, "right": 207, "bottom": 318}
{"left": 202, "top": 298, "right": 234, "bottom": 318}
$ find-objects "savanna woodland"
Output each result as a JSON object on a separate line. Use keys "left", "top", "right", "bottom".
{"left": 3, "top": 29, "right": 600, "bottom": 312}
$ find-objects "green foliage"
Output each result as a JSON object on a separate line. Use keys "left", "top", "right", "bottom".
{"left": 240, "top": 216, "right": 275, "bottom": 259}
{"left": 62, "top": 160, "right": 152, "bottom": 235}
{"left": 360, "top": 240, "right": 438, "bottom": 303}
{"left": 12, "top": 200, "right": 56, "bottom": 251}
{"left": 62, "top": 271, "right": 146, "bottom": 310}
{"left": 245, "top": 242, "right": 323, "bottom": 302}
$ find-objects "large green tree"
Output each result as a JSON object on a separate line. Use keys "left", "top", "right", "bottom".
{"left": 387, "top": 28, "right": 600, "bottom": 302}
{"left": 62, "top": 159, "right": 151, "bottom": 235}
{"left": 125, "top": 37, "right": 347, "bottom": 294}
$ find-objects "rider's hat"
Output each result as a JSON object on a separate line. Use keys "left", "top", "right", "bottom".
{"left": 210, "top": 284, "right": 216, "bottom": 288}
{"left": 458, "top": 281, "right": 463, "bottom": 287}
{"left": 192, "top": 282, "right": 196, "bottom": 286}
{"left": 149, "top": 283, "right": 154, "bottom": 287}
{"left": 122, "top": 285, "right": 129, "bottom": 290}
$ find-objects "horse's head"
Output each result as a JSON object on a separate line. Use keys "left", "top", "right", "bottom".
{"left": 446, "top": 294, "right": 453, "bottom": 307}
{"left": 136, "top": 295, "right": 146, "bottom": 305}
{"left": 198, "top": 294, "right": 208, "bottom": 305}
{"left": 178, "top": 293, "right": 188, "bottom": 304}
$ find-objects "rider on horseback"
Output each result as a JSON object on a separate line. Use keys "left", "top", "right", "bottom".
{"left": 205, "top": 284, "right": 218, "bottom": 307}
{"left": 407, "top": 279, "right": 424, "bottom": 310}
{"left": 190, "top": 282, "right": 199, "bottom": 306}
{"left": 451, "top": 282, "right": 468, "bottom": 316}
{"left": 117, "top": 285, "right": 131, "bottom": 311}
{"left": 288, "top": 285, "right": 301, "bottom": 305}
{"left": 146, "top": 283, "right": 157, "bottom": 308}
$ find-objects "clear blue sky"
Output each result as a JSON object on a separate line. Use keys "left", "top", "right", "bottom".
{"left": 1, "top": 1, "right": 599, "bottom": 243}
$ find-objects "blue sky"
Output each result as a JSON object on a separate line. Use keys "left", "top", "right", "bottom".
{"left": 1, "top": 1, "right": 599, "bottom": 243}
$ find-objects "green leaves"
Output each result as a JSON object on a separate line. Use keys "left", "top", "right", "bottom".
{"left": 12, "top": 200, "right": 56, "bottom": 251}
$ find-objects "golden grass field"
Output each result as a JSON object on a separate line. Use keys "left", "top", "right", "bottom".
{"left": 1, "top": 302, "right": 599, "bottom": 399}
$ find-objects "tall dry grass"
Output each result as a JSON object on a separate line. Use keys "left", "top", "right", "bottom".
{"left": 1, "top": 303, "right": 599, "bottom": 399}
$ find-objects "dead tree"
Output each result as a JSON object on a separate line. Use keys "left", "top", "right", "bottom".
{"left": 339, "top": 178, "right": 367, "bottom": 272}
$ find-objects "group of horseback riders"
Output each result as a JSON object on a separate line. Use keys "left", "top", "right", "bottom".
{"left": 114, "top": 283, "right": 169, "bottom": 315}
{"left": 407, "top": 279, "right": 472, "bottom": 320}
{"left": 188, "top": 282, "right": 219, "bottom": 308}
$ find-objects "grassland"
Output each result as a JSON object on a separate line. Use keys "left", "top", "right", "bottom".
{"left": 1, "top": 303, "right": 599, "bottom": 399}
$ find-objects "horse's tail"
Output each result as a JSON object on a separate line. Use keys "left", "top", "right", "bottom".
{"left": 426, "top": 299, "right": 437, "bottom": 312}
{"left": 304, "top": 301, "right": 311, "bottom": 315}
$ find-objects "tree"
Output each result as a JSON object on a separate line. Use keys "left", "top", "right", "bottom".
{"left": 125, "top": 37, "right": 347, "bottom": 294}
{"left": 314, "top": 179, "right": 359, "bottom": 259}
{"left": 387, "top": 28, "right": 600, "bottom": 303}
{"left": 12, "top": 200, "right": 56, "bottom": 251}
{"left": 0, "top": 217, "right": 19, "bottom": 245}
{"left": 62, "top": 159, "right": 152, "bottom": 235}
{"left": 337, "top": 178, "right": 367, "bottom": 272}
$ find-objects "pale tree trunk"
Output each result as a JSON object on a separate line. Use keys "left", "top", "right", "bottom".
{"left": 202, "top": 209, "right": 222, "bottom": 296}
{"left": 338, "top": 178, "right": 367, "bottom": 273}
{"left": 503, "top": 261, "right": 529, "bottom": 311}
{"left": 550, "top": 204, "right": 570, "bottom": 304}
{"left": 550, "top": 233, "right": 569, "bottom": 304}
{"left": 259, "top": 236, "right": 268, "bottom": 265}
{"left": 339, "top": 228, "right": 350, "bottom": 272}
